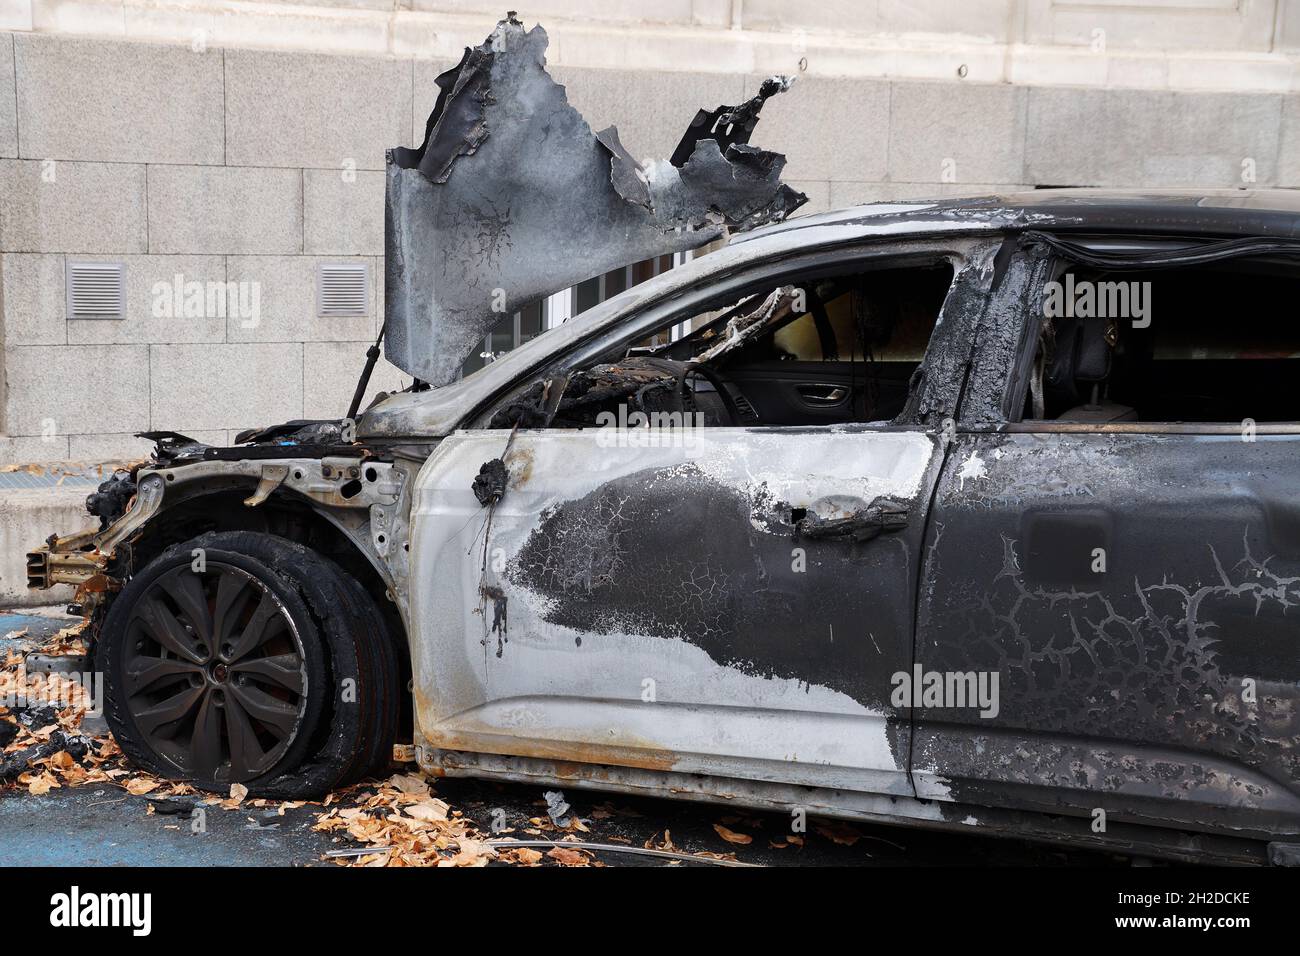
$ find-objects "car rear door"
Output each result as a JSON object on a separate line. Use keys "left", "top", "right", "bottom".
{"left": 915, "top": 236, "right": 1300, "bottom": 844}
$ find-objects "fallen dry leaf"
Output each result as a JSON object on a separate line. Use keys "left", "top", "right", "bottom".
{"left": 445, "top": 837, "right": 495, "bottom": 867}
{"left": 712, "top": 823, "right": 753, "bottom": 845}
{"left": 645, "top": 830, "right": 678, "bottom": 852}
{"left": 45, "top": 750, "right": 75, "bottom": 771}
{"left": 546, "top": 846, "right": 591, "bottom": 867}
{"left": 388, "top": 773, "right": 429, "bottom": 795}
{"left": 124, "top": 777, "right": 160, "bottom": 796}
{"left": 22, "top": 770, "right": 59, "bottom": 795}
{"left": 405, "top": 800, "right": 450, "bottom": 822}
{"left": 814, "top": 821, "right": 862, "bottom": 846}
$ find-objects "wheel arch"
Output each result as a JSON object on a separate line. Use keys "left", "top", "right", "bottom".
{"left": 119, "top": 483, "right": 413, "bottom": 741}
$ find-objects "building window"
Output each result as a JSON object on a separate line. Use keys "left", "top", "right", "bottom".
{"left": 462, "top": 251, "right": 694, "bottom": 376}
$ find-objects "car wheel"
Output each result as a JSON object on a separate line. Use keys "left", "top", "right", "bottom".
{"left": 97, "top": 530, "right": 400, "bottom": 799}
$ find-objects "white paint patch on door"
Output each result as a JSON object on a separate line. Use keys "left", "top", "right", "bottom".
{"left": 956, "top": 449, "right": 987, "bottom": 490}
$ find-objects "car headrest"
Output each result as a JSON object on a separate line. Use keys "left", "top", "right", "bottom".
{"left": 1045, "top": 317, "right": 1114, "bottom": 409}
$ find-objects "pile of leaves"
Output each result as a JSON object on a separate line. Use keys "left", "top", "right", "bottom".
{"left": 0, "top": 624, "right": 194, "bottom": 803}
{"left": 313, "top": 773, "right": 494, "bottom": 866}
{"left": 313, "top": 773, "right": 605, "bottom": 867}
{"left": 1, "top": 626, "right": 113, "bottom": 795}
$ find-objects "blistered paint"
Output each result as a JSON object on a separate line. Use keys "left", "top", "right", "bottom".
{"left": 916, "top": 431, "right": 1300, "bottom": 840}
{"left": 407, "top": 426, "right": 937, "bottom": 794}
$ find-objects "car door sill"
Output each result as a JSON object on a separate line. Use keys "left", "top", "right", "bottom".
{"left": 418, "top": 747, "right": 1274, "bottom": 865}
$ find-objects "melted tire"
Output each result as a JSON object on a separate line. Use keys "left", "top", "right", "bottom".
{"left": 97, "top": 530, "right": 400, "bottom": 800}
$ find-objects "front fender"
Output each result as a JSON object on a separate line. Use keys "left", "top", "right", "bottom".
{"left": 27, "top": 455, "right": 413, "bottom": 622}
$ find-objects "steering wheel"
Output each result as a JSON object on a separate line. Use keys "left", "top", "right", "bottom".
{"left": 675, "top": 362, "right": 743, "bottom": 427}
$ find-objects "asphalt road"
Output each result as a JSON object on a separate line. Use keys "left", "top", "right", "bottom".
{"left": 0, "top": 771, "right": 1131, "bottom": 867}
{"left": 1, "top": 607, "right": 1128, "bottom": 867}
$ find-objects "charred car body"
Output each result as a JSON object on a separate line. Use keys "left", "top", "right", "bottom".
{"left": 27, "top": 16, "right": 1300, "bottom": 863}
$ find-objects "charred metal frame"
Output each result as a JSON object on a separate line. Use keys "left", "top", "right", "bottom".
{"left": 27, "top": 455, "right": 416, "bottom": 626}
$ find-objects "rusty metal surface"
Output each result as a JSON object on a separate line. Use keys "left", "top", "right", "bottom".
{"left": 26, "top": 546, "right": 106, "bottom": 590}
{"left": 414, "top": 747, "right": 1269, "bottom": 865}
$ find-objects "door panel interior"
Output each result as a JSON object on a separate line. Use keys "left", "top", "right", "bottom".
{"left": 724, "top": 360, "right": 916, "bottom": 425}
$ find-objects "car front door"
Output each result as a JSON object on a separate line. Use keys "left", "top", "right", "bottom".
{"left": 407, "top": 239, "right": 998, "bottom": 803}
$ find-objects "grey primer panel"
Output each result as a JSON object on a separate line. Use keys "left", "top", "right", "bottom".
{"left": 383, "top": 13, "right": 805, "bottom": 386}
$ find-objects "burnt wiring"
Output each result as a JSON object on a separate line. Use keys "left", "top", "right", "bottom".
{"left": 470, "top": 420, "right": 524, "bottom": 661}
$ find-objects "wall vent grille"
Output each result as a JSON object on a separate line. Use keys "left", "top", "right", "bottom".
{"left": 66, "top": 261, "right": 126, "bottom": 320}
{"left": 317, "top": 262, "right": 370, "bottom": 318}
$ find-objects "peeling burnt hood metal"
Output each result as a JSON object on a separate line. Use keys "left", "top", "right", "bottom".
{"left": 383, "top": 14, "right": 806, "bottom": 387}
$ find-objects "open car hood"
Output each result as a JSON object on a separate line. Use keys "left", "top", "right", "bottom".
{"left": 384, "top": 13, "right": 806, "bottom": 386}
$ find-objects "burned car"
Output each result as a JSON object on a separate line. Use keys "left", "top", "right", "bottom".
{"left": 26, "top": 15, "right": 1300, "bottom": 865}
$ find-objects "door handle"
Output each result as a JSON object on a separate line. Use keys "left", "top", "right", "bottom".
{"left": 795, "top": 497, "right": 909, "bottom": 543}
{"left": 796, "top": 383, "right": 849, "bottom": 406}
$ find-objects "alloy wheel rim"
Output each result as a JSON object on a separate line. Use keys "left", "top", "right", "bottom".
{"left": 123, "top": 563, "right": 308, "bottom": 783}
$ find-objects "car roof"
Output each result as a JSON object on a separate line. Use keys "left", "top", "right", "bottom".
{"left": 733, "top": 188, "right": 1300, "bottom": 246}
